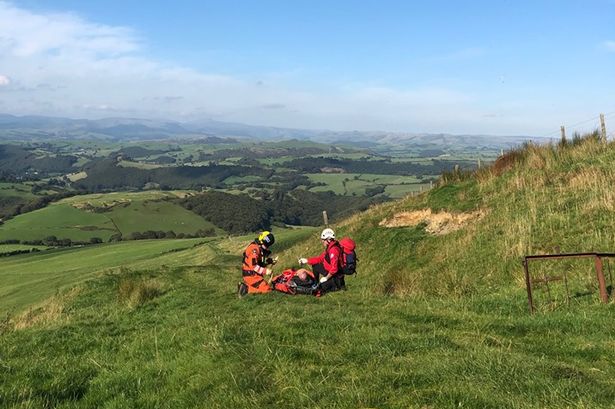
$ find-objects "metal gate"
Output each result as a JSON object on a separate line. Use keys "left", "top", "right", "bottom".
{"left": 522, "top": 252, "right": 614, "bottom": 313}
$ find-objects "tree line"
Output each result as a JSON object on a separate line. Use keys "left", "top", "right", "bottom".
{"left": 0, "top": 191, "right": 77, "bottom": 221}
{"left": 179, "top": 189, "right": 384, "bottom": 234}
{"left": 0, "top": 144, "right": 78, "bottom": 175}
{"left": 280, "top": 157, "right": 475, "bottom": 176}
{"left": 74, "top": 159, "right": 274, "bottom": 191}
{"left": 198, "top": 146, "right": 328, "bottom": 161}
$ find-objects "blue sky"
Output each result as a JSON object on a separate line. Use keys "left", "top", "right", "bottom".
{"left": 1, "top": 0, "right": 614, "bottom": 135}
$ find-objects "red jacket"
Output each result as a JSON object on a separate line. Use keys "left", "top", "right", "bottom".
{"left": 308, "top": 240, "right": 342, "bottom": 276}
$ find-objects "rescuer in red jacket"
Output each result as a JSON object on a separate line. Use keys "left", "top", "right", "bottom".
{"left": 298, "top": 228, "right": 345, "bottom": 293}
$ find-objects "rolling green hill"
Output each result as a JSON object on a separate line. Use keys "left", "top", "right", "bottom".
{"left": 0, "top": 204, "right": 116, "bottom": 241}
{"left": 0, "top": 182, "right": 36, "bottom": 199}
{"left": 1, "top": 135, "right": 615, "bottom": 408}
{"left": 0, "top": 228, "right": 314, "bottom": 313}
{"left": 0, "top": 191, "right": 218, "bottom": 242}
{"left": 306, "top": 172, "right": 429, "bottom": 197}
{"left": 0, "top": 238, "right": 210, "bottom": 313}
{"left": 277, "top": 134, "right": 615, "bottom": 302}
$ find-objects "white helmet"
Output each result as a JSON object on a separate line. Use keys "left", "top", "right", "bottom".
{"left": 320, "top": 228, "right": 335, "bottom": 240}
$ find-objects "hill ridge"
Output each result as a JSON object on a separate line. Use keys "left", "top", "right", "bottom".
{"left": 277, "top": 131, "right": 615, "bottom": 300}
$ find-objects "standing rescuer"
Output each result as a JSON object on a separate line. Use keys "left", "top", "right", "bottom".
{"left": 298, "top": 228, "right": 345, "bottom": 293}
{"left": 238, "top": 231, "right": 276, "bottom": 297}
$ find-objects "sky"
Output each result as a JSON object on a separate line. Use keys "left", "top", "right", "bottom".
{"left": 0, "top": 0, "right": 614, "bottom": 136}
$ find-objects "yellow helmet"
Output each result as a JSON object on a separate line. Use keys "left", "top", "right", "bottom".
{"left": 257, "top": 231, "right": 275, "bottom": 247}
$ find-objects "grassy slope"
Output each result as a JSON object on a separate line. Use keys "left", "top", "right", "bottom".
{"left": 2, "top": 138, "right": 615, "bottom": 408}
{"left": 0, "top": 204, "right": 117, "bottom": 241}
{"left": 0, "top": 238, "right": 209, "bottom": 313}
{"left": 108, "top": 201, "right": 220, "bottom": 236}
{"left": 286, "top": 137, "right": 615, "bottom": 302}
{"left": 0, "top": 227, "right": 313, "bottom": 313}
{"left": 1, "top": 236, "right": 613, "bottom": 408}
{"left": 0, "top": 191, "right": 216, "bottom": 241}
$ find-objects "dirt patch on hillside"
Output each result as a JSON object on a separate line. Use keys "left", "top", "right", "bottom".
{"left": 173, "top": 191, "right": 196, "bottom": 199}
{"left": 72, "top": 199, "right": 131, "bottom": 213}
{"left": 379, "top": 208, "right": 485, "bottom": 235}
{"left": 67, "top": 171, "right": 87, "bottom": 182}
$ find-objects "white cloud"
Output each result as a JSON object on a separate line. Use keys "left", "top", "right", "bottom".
{"left": 0, "top": 2, "right": 138, "bottom": 57}
{"left": 0, "top": 1, "right": 534, "bottom": 134}
{"left": 0, "top": 74, "right": 9, "bottom": 85}
{"left": 603, "top": 41, "right": 615, "bottom": 51}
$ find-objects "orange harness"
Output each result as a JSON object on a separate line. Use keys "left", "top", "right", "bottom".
{"left": 241, "top": 241, "right": 271, "bottom": 293}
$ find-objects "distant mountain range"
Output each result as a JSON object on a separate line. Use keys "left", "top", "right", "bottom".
{"left": 0, "top": 113, "right": 549, "bottom": 150}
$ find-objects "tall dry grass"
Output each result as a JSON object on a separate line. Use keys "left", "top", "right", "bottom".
{"left": 8, "top": 287, "right": 82, "bottom": 331}
{"left": 360, "top": 131, "right": 615, "bottom": 298}
{"left": 117, "top": 276, "right": 165, "bottom": 308}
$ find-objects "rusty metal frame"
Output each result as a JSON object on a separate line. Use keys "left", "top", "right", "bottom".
{"left": 522, "top": 252, "right": 615, "bottom": 313}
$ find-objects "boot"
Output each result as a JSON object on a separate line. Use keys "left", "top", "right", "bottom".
{"left": 237, "top": 282, "right": 248, "bottom": 298}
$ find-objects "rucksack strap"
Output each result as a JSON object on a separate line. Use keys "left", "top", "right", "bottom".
{"left": 325, "top": 240, "right": 344, "bottom": 270}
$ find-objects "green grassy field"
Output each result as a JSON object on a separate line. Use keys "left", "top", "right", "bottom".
{"left": 117, "top": 160, "right": 165, "bottom": 169}
{"left": 0, "top": 204, "right": 117, "bottom": 241}
{"left": 0, "top": 182, "right": 36, "bottom": 198}
{"left": 0, "top": 191, "right": 216, "bottom": 242}
{"left": 258, "top": 152, "right": 368, "bottom": 166}
{"left": 106, "top": 200, "right": 220, "bottom": 236}
{"left": 0, "top": 244, "right": 48, "bottom": 254}
{"left": 222, "top": 175, "right": 264, "bottom": 184}
{"left": 0, "top": 228, "right": 312, "bottom": 314}
{"left": 57, "top": 191, "right": 195, "bottom": 205}
{"left": 306, "top": 173, "right": 428, "bottom": 197}
{"left": 1, "top": 231, "right": 614, "bottom": 408}
{"left": 2, "top": 136, "right": 615, "bottom": 408}
{"left": 0, "top": 238, "right": 209, "bottom": 313}
{"left": 261, "top": 140, "right": 336, "bottom": 149}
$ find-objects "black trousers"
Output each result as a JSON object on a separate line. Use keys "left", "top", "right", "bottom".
{"left": 312, "top": 264, "right": 345, "bottom": 292}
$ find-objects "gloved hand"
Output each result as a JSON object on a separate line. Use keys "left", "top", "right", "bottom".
{"left": 298, "top": 257, "right": 308, "bottom": 265}
{"left": 319, "top": 276, "right": 328, "bottom": 283}
{"left": 266, "top": 256, "right": 278, "bottom": 265}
